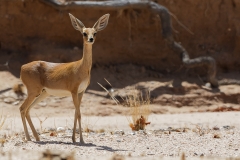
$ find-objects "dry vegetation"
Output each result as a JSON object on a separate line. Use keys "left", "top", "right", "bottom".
{"left": 98, "top": 80, "right": 151, "bottom": 131}
{"left": 125, "top": 90, "right": 151, "bottom": 131}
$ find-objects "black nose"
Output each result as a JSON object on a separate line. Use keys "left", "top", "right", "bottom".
{"left": 89, "top": 38, "right": 93, "bottom": 42}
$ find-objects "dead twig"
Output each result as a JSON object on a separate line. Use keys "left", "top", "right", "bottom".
{"left": 35, "top": 114, "right": 48, "bottom": 133}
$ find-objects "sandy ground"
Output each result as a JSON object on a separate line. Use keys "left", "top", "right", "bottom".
{"left": 0, "top": 69, "right": 240, "bottom": 160}
{"left": 0, "top": 113, "right": 239, "bottom": 160}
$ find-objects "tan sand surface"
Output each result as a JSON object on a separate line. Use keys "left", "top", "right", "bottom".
{"left": 0, "top": 112, "right": 239, "bottom": 160}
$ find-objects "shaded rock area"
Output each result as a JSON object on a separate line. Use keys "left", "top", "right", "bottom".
{"left": 0, "top": 0, "right": 240, "bottom": 77}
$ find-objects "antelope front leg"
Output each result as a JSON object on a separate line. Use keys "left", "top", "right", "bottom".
{"left": 77, "top": 92, "right": 84, "bottom": 144}
{"left": 72, "top": 110, "right": 77, "bottom": 143}
{"left": 71, "top": 91, "right": 85, "bottom": 144}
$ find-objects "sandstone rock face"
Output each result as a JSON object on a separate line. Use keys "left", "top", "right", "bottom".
{"left": 0, "top": 0, "right": 240, "bottom": 75}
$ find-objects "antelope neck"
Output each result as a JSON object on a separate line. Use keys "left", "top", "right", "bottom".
{"left": 81, "top": 42, "right": 93, "bottom": 68}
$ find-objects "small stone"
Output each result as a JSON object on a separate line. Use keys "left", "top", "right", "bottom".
{"left": 99, "top": 133, "right": 105, "bottom": 136}
{"left": 212, "top": 126, "right": 220, "bottom": 130}
{"left": 65, "top": 129, "right": 73, "bottom": 134}
{"left": 12, "top": 101, "right": 20, "bottom": 105}
{"left": 46, "top": 127, "right": 55, "bottom": 132}
{"left": 14, "top": 142, "right": 23, "bottom": 146}
{"left": 114, "top": 130, "right": 124, "bottom": 135}
{"left": 163, "top": 131, "right": 170, "bottom": 134}
{"left": 222, "top": 125, "right": 235, "bottom": 130}
{"left": 147, "top": 153, "right": 155, "bottom": 155}
{"left": 57, "top": 127, "right": 65, "bottom": 133}
{"left": 174, "top": 101, "right": 182, "bottom": 108}
{"left": 205, "top": 83, "right": 211, "bottom": 88}
{"left": 39, "top": 102, "right": 47, "bottom": 107}
{"left": 213, "top": 134, "right": 220, "bottom": 138}
{"left": 138, "top": 130, "right": 146, "bottom": 134}
{"left": 128, "top": 132, "right": 135, "bottom": 135}
{"left": 3, "top": 97, "right": 15, "bottom": 104}
{"left": 174, "top": 128, "right": 182, "bottom": 132}
{"left": 109, "top": 88, "right": 114, "bottom": 94}
{"left": 167, "top": 127, "right": 173, "bottom": 130}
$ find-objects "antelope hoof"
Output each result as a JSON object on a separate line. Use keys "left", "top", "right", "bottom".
{"left": 80, "top": 140, "right": 85, "bottom": 145}
{"left": 72, "top": 137, "right": 76, "bottom": 143}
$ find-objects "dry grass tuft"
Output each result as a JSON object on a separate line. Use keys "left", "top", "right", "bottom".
{"left": 98, "top": 79, "right": 151, "bottom": 131}
{"left": 83, "top": 127, "right": 94, "bottom": 133}
{"left": 82, "top": 115, "right": 100, "bottom": 136}
{"left": 35, "top": 114, "right": 48, "bottom": 133}
{"left": 0, "top": 113, "right": 7, "bottom": 147}
{"left": 125, "top": 90, "right": 151, "bottom": 131}
{"left": 0, "top": 114, "right": 6, "bottom": 130}
{"left": 192, "top": 124, "right": 210, "bottom": 136}
{"left": 0, "top": 134, "right": 6, "bottom": 147}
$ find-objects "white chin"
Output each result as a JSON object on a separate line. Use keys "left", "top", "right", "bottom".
{"left": 86, "top": 41, "right": 94, "bottom": 44}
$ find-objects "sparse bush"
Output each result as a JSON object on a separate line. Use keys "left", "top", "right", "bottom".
{"left": 98, "top": 79, "right": 151, "bottom": 131}
{"left": 125, "top": 90, "right": 151, "bottom": 131}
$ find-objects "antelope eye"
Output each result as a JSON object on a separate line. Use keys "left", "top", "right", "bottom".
{"left": 93, "top": 33, "right": 97, "bottom": 36}
{"left": 83, "top": 33, "right": 87, "bottom": 37}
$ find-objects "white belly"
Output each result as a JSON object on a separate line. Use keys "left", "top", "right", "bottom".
{"left": 45, "top": 88, "right": 71, "bottom": 97}
{"left": 44, "top": 79, "right": 89, "bottom": 97}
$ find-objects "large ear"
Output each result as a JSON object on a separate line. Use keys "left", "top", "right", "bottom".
{"left": 69, "top": 13, "right": 85, "bottom": 33}
{"left": 93, "top": 14, "right": 110, "bottom": 32}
